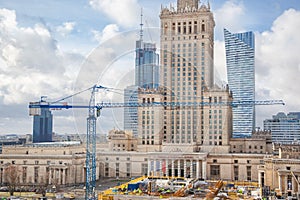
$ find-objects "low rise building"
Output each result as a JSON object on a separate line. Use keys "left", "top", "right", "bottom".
{"left": 258, "top": 144, "right": 300, "bottom": 197}
{"left": 264, "top": 112, "right": 300, "bottom": 144}
{"left": 0, "top": 142, "right": 89, "bottom": 187}
{"left": 229, "top": 130, "right": 273, "bottom": 154}
{"left": 0, "top": 136, "right": 299, "bottom": 197}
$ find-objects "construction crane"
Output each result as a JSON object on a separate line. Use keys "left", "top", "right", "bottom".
{"left": 28, "top": 85, "right": 285, "bottom": 200}
{"left": 29, "top": 85, "right": 106, "bottom": 200}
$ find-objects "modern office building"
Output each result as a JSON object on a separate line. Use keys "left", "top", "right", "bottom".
{"left": 135, "top": 41, "right": 160, "bottom": 89}
{"left": 224, "top": 29, "right": 255, "bottom": 137}
{"left": 124, "top": 14, "right": 159, "bottom": 137}
{"left": 263, "top": 112, "right": 300, "bottom": 144}
{"left": 124, "top": 85, "right": 139, "bottom": 136}
{"left": 33, "top": 107, "right": 53, "bottom": 143}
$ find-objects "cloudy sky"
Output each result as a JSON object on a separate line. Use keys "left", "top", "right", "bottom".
{"left": 0, "top": 0, "right": 300, "bottom": 136}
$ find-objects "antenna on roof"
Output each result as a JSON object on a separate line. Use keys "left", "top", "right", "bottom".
{"left": 140, "top": 7, "right": 144, "bottom": 41}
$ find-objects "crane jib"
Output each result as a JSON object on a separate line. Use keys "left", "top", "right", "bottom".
{"left": 29, "top": 100, "right": 285, "bottom": 110}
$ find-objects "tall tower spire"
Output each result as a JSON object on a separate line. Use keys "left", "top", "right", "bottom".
{"left": 139, "top": 7, "right": 143, "bottom": 41}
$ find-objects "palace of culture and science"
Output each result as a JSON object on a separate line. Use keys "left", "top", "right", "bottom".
{"left": 0, "top": 0, "right": 299, "bottom": 197}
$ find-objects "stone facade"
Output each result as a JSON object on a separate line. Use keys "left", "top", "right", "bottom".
{"left": 229, "top": 130, "right": 273, "bottom": 154}
{"left": 160, "top": 1, "right": 216, "bottom": 147}
{"left": 137, "top": 88, "right": 164, "bottom": 152}
{"left": 0, "top": 142, "right": 89, "bottom": 187}
{"left": 258, "top": 144, "right": 300, "bottom": 197}
{"left": 201, "top": 86, "right": 232, "bottom": 153}
{"left": 107, "top": 129, "right": 137, "bottom": 151}
{"left": 97, "top": 149, "right": 264, "bottom": 182}
{"left": 0, "top": 139, "right": 299, "bottom": 196}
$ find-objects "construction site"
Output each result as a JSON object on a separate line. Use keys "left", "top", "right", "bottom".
{"left": 2, "top": 0, "right": 297, "bottom": 199}
{"left": 98, "top": 176, "right": 266, "bottom": 200}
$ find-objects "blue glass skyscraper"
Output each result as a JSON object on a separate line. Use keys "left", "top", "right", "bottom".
{"left": 33, "top": 107, "right": 53, "bottom": 143}
{"left": 224, "top": 29, "right": 255, "bottom": 137}
{"left": 124, "top": 16, "right": 159, "bottom": 137}
{"left": 135, "top": 41, "right": 159, "bottom": 89}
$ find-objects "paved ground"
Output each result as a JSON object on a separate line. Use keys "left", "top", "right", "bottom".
{"left": 61, "top": 178, "right": 132, "bottom": 199}
{"left": 96, "top": 178, "right": 131, "bottom": 191}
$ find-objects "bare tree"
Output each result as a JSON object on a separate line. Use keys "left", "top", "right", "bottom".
{"left": 4, "top": 164, "right": 20, "bottom": 196}
{"left": 39, "top": 171, "right": 50, "bottom": 197}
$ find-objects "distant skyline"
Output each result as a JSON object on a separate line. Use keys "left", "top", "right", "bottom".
{"left": 0, "top": 0, "right": 300, "bottom": 135}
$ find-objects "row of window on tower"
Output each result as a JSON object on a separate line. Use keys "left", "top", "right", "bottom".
{"left": 163, "top": 20, "right": 206, "bottom": 35}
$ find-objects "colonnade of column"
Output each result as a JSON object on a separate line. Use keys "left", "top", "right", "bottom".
{"left": 49, "top": 168, "right": 67, "bottom": 185}
{"left": 147, "top": 158, "right": 206, "bottom": 179}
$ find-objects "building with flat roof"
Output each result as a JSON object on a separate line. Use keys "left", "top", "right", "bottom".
{"left": 0, "top": 136, "right": 299, "bottom": 197}
{"left": 0, "top": 142, "right": 88, "bottom": 187}
{"left": 33, "top": 106, "right": 53, "bottom": 143}
{"left": 264, "top": 112, "right": 300, "bottom": 144}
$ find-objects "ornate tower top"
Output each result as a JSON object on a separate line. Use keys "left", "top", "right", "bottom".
{"left": 177, "top": 0, "right": 199, "bottom": 10}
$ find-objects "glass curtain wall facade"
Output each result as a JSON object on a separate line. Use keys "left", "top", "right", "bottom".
{"left": 264, "top": 112, "right": 300, "bottom": 144}
{"left": 33, "top": 107, "right": 53, "bottom": 143}
{"left": 224, "top": 29, "right": 255, "bottom": 137}
{"left": 124, "top": 85, "right": 139, "bottom": 137}
{"left": 135, "top": 41, "right": 159, "bottom": 89}
{"left": 124, "top": 38, "right": 159, "bottom": 137}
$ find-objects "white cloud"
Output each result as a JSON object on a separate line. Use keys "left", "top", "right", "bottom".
{"left": 0, "top": 8, "right": 85, "bottom": 134}
{"left": 214, "top": 0, "right": 245, "bottom": 38}
{"left": 89, "top": 0, "right": 140, "bottom": 28}
{"left": 255, "top": 8, "right": 300, "bottom": 126}
{"left": 72, "top": 30, "right": 138, "bottom": 134}
{"left": 56, "top": 22, "right": 76, "bottom": 37}
{"left": 214, "top": 40, "right": 227, "bottom": 85}
{"left": 0, "top": 8, "right": 83, "bottom": 105}
{"left": 0, "top": 8, "right": 17, "bottom": 31}
{"left": 1, "top": 44, "right": 20, "bottom": 68}
{"left": 92, "top": 24, "right": 120, "bottom": 43}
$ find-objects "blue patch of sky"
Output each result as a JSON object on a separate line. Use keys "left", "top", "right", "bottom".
{"left": 1, "top": 0, "right": 300, "bottom": 51}
{"left": 0, "top": 0, "right": 109, "bottom": 51}
{"left": 211, "top": 0, "right": 300, "bottom": 33}
{"left": 241, "top": 0, "right": 300, "bottom": 32}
